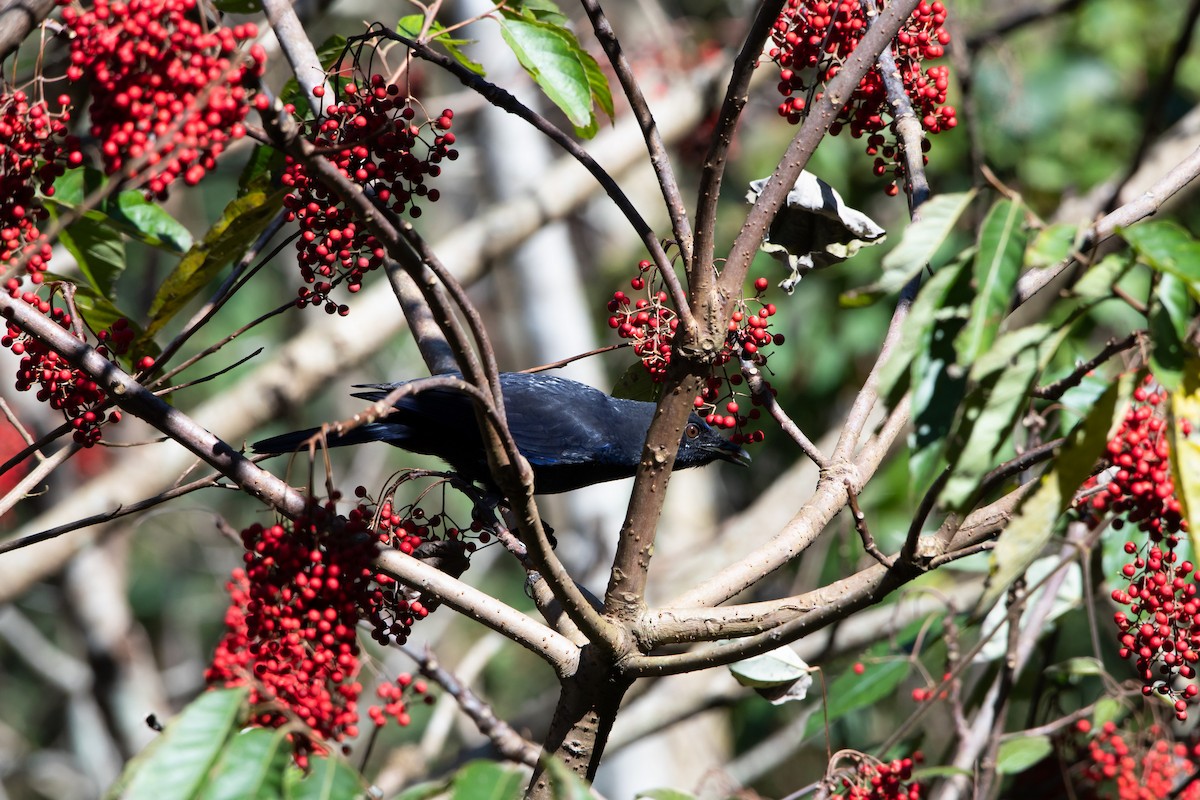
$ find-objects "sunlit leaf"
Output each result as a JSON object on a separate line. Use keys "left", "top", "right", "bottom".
{"left": 498, "top": 14, "right": 601, "bottom": 138}
{"left": 956, "top": 198, "right": 1026, "bottom": 365}
{"left": 283, "top": 752, "right": 367, "bottom": 800}
{"left": 397, "top": 15, "right": 485, "bottom": 75}
{"left": 110, "top": 688, "right": 248, "bottom": 800}
{"left": 877, "top": 190, "right": 976, "bottom": 286}
{"left": 54, "top": 209, "right": 126, "bottom": 299}
{"left": 142, "top": 188, "right": 285, "bottom": 344}
{"left": 1121, "top": 220, "right": 1200, "bottom": 301}
{"left": 996, "top": 736, "right": 1052, "bottom": 774}
{"left": 803, "top": 659, "right": 910, "bottom": 738}
{"left": 974, "top": 377, "right": 1123, "bottom": 613}
{"left": 448, "top": 761, "right": 524, "bottom": 800}
{"left": 1025, "top": 223, "right": 1078, "bottom": 270}
{"left": 1149, "top": 273, "right": 1193, "bottom": 391}
{"left": 197, "top": 728, "right": 291, "bottom": 800}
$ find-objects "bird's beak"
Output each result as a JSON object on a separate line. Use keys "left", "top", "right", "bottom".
{"left": 719, "top": 443, "right": 752, "bottom": 467}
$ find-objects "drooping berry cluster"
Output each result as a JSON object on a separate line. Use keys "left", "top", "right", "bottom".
{"left": 58, "top": 0, "right": 266, "bottom": 199}
{"left": 2, "top": 282, "right": 130, "bottom": 445}
{"left": 280, "top": 74, "right": 458, "bottom": 314}
{"left": 607, "top": 265, "right": 782, "bottom": 444}
{"left": 206, "top": 483, "right": 473, "bottom": 760}
{"left": 1073, "top": 719, "right": 1200, "bottom": 800}
{"left": 834, "top": 755, "right": 922, "bottom": 800}
{"left": 0, "top": 91, "right": 83, "bottom": 282}
{"left": 1076, "top": 378, "right": 1196, "bottom": 719}
{"left": 768, "top": 1, "right": 956, "bottom": 194}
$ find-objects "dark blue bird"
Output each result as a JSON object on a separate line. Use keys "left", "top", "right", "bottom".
{"left": 252, "top": 371, "right": 750, "bottom": 494}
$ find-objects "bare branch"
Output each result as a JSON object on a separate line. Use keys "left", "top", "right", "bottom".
{"left": 580, "top": 0, "right": 694, "bottom": 268}
{"left": 400, "top": 644, "right": 543, "bottom": 767}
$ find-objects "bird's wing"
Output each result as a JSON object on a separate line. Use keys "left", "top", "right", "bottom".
{"left": 498, "top": 374, "right": 640, "bottom": 467}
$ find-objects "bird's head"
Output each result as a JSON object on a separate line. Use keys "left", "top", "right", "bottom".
{"left": 679, "top": 415, "right": 752, "bottom": 468}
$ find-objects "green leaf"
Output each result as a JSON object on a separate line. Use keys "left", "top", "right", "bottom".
{"left": 397, "top": 15, "right": 485, "bottom": 75}
{"left": 908, "top": 262, "right": 975, "bottom": 492}
{"left": 545, "top": 756, "right": 593, "bottom": 800}
{"left": 956, "top": 198, "right": 1026, "bottom": 365}
{"left": 214, "top": 0, "right": 261, "bottom": 11}
{"left": 974, "top": 376, "right": 1124, "bottom": 613}
{"left": 1093, "top": 697, "right": 1124, "bottom": 729}
{"left": 803, "top": 658, "right": 911, "bottom": 738}
{"left": 449, "top": 761, "right": 524, "bottom": 800}
{"left": 1149, "top": 273, "right": 1193, "bottom": 391}
{"left": 238, "top": 145, "right": 287, "bottom": 197}
{"left": 995, "top": 735, "right": 1053, "bottom": 774}
{"left": 635, "top": 791, "right": 698, "bottom": 800}
{"left": 1121, "top": 220, "right": 1200, "bottom": 302}
{"left": 198, "top": 728, "right": 291, "bottom": 800}
{"left": 498, "top": 14, "right": 600, "bottom": 138}
{"left": 113, "top": 688, "right": 248, "bottom": 800}
{"left": 939, "top": 324, "right": 1072, "bottom": 510}
{"left": 1074, "top": 252, "right": 1134, "bottom": 302}
{"left": 55, "top": 209, "right": 126, "bottom": 299}
{"left": 510, "top": 0, "right": 569, "bottom": 25}
{"left": 108, "top": 191, "right": 193, "bottom": 253}
{"left": 143, "top": 187, "right": 285, "bottom": 343}
{"left": 1171, "top": 360, "right": 1200, "bottom": 557}
{"left": 578, "top": 48, "right": 614, "bottom": 121}
{"left": 877, "top": 190, "right": 976, "bottom": 290}
{"left": 1046, "top": 657, "right": 1105, "bottom": 677}
{"left": 48, "top": 167, "right": 192, "bottom": 254}
{"left": 729, "top": 646, "right": 810, "bottom": 689}
{"left": 877, "top": 259, "right": 965, "bottom": 399}
{"left": 283, "top": 753, "right": 367, "bottom": 800}
{"left": 1025, "top": 223, "right": 1078, "bottom": 270}
{"left": 49, "top": 164, "right": 105, "bottom": 206}
{"left": 393, "top": 779, "right": 451, "bottom": 800}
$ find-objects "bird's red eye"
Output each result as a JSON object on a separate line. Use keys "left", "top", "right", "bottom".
{"left": 685, "top": 423, "right": 700, "bottom": 439}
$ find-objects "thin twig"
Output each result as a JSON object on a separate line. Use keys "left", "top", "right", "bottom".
{"left": 580, "top": 0, "right": 694, "bottom": 269}
{"left": 399, "top": 644, "right": 543, "bottom": 767}
{"left": 741, "top": 357, "right": 827, "bottom": 467}
{"left": 1032, "top": 333, "right": 1139, "bottom": 400}
{"left": 846, "top": 479, "right": 894, "bottom": 567}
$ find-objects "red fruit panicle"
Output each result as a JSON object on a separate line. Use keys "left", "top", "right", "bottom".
{"left": 281, "top": 72, "right": 457, "bottom": 314}
{"left": 834, "top": 754, "right": 922, "bottom": 800}
{"left": 2, "top": 286, "right": 130, "bottom": 446}
{"left": 59, "top": 0, "right": 266, "bottom": 199}
{"left": 0, "top": 91, "right": 82, "bottom": 281}
{"left": 1076, "top": 377, "right": 1195, "bottom": 719}
{"left": 769, "top": 1, "right": 955, "bottom": 193}
{"left": 205, "top": 482, "right": 472, "bottom": 759}
{"left": 607, "top": 263, "right": 778, "bottom": 445}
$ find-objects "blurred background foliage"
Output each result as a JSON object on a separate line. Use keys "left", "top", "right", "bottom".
{"left": 2, "top": 0, "right": 1199, "bottom": 797}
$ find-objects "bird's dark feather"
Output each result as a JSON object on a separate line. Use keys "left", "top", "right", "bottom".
{"left": 253, "top": 372, "right": 748, "bottom": 494}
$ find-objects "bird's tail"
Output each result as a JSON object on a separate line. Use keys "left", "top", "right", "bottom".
{"left": 251, "top": 423, "right": 399, "bottom": 454}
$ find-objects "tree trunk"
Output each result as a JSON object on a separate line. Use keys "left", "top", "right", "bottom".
{"left": 528, "top": 649, "right": 632, "bottom": 798}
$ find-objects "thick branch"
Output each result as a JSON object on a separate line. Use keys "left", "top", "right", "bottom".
{"left": 0, "top": 0, "right": 55, "bottom": 62}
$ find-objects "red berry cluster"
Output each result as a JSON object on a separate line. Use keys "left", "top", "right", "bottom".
{"left": 2, "top": 282, "right": 130, "bottom": 445}
{"left": 1074, "top": 720, "right": 1200, "bottom": 800}
{"left": 1076, "top": 379, "right": 1196, "bottom": 719}
{"left": 281, "top": 74, "right": 458, "bottom": 314}
{"left": 910, "top": 671, "right": 952, "bottom": 703}
{"left": 59, "top": 0, "right": 266, "bottom": 199}
{"left": 367, "top": 673, "right": 433, "bottom": 730}
{"left": 206, "top": 487, "right": 471, "bottom": 758}
{"left": 835, "top": 756, "right": 922, "bottom": 800}
{"left": 607, "top": 266, "right": 781, "bottom": 444}
{"left": 0, "top": 91, "right": 83, "bottom": 282}
{"left": 768, "top": 1, "right": 956, "bottom": 194}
